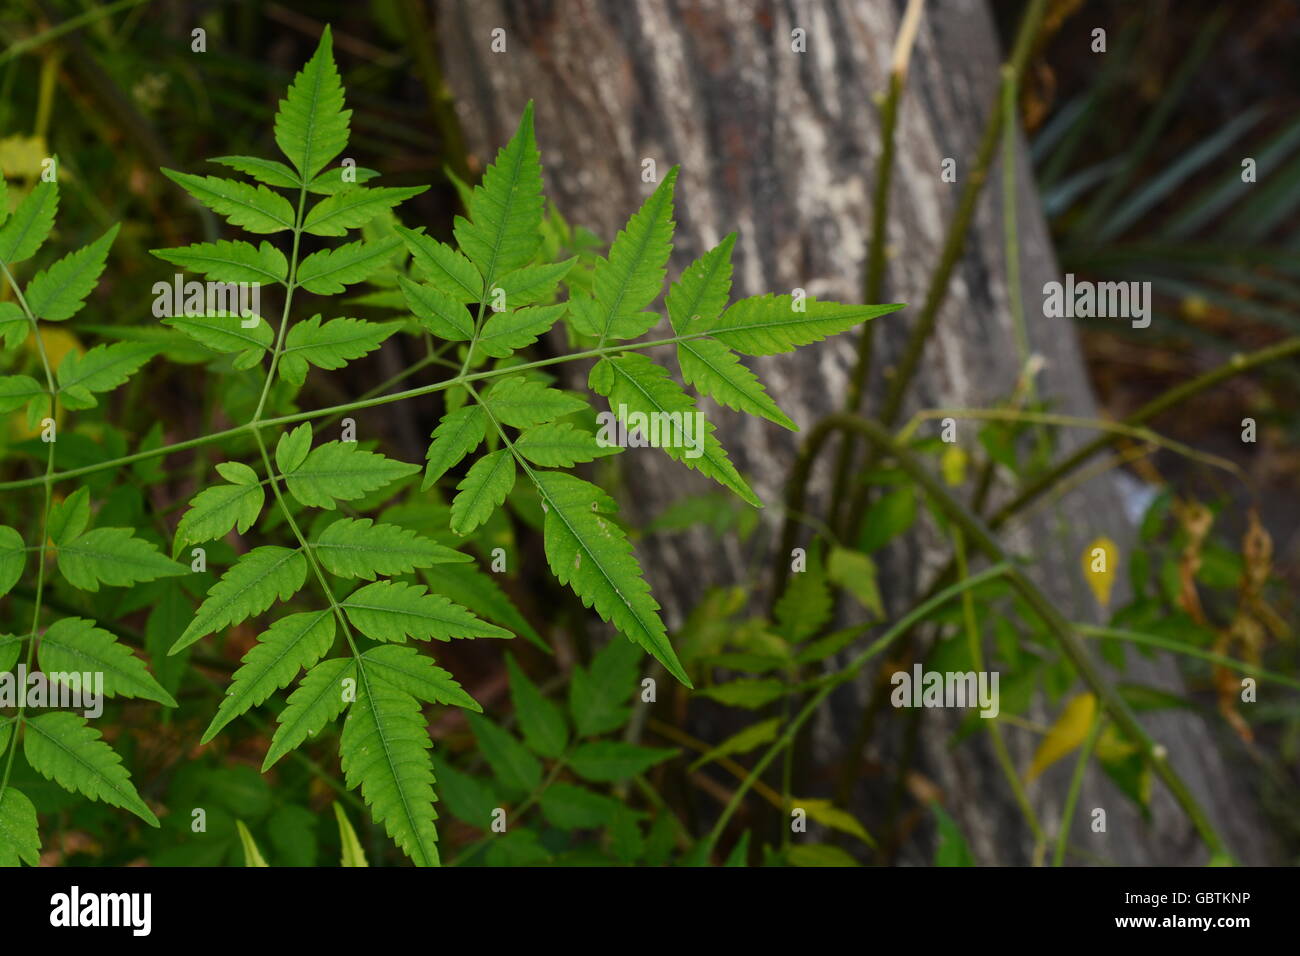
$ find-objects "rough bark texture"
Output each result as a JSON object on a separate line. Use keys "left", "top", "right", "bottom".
{"left": 435, "top": 0, "right": 1272, "bottom": 864}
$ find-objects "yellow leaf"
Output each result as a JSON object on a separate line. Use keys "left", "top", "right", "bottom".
{"left": 787, "top": 797, "right": 875, "bottom": 847}
{"left": 941, "top": 445, "right": 967, "bottom": 486}
{"left": 0, "top": 135, "right": 53, "bottom": 181}
{"left": 1028, "top": 692, "right": 1096, "bottom": 781}
{"left": 1082, "top": 536, "right": 1118, "bottom": 608}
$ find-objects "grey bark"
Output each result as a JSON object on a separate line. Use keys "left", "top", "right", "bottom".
{"left": 435, "top": 0, "right": 1273, "bottom": 864}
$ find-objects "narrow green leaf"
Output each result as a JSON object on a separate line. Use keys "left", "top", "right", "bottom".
{"left": 161, "top": 170, "right": 296, "bottom": 234}
{"left": 172, "top": 546, "right": 308, "bottom": 653}
{"left": 296, "top": 236, "right": 403, "bottom": 295}
{"left": 482, "top": 375, "right": 586, "bottom": 428}
{"left": 23, "top": 224, "right": 119, "bottom": 322}
{"left": 395, "top": 225, "right": 481, "bottom": 302}
{"left": 422, "top": 405, "right": 485, "bottom": 489}
{"left": 335, "top": 803, "right": 369, "bottom": 866}
{"left": 39, "top": 617, "right": 177, "bottom": 706}
{"left": 450, "top": 449, "right": 515, "bottom": 535}
{"left": 0, "top": 788, "right": 40, "bottom": 866}
{"left": 274, "top": 25, "right": 351, "bottom": 180}
{"left": 590, "top": 353, "right": 760, "bottom": 506}
{"left": 0, "top": 179, "right": 58, "bottom": 265}
{"left": 515, "top": 421, "right": 617, "bottom": 467}
{"left": 342, "top": 579, "right": 512, "bottom": 642}
{"left": 57, "top": 527, "right": 186, "bottom": 592}
{"left": 465, "top": 711, "right": 541, "bottom": 794}
{"left": 202, "top": 609, "right": 336, "bottom": 743}
{"left": 576, "top": 168, "right": 678, "bottom": 341}
{"left": 314, "top": 516, "right": 469, "bottom": 579}
{"left": 340, "top": 681, "right": 440, "bottom": 866}
{"left": 705, "top": 295, "right": 904, "bottom": 355}
{"left": 303, "top": 186, "right": 427, "bottom": 237}
{"left": 506, "top": 653, "right": 567, "bottom": 758}
{"left": 476, "top": 303, "right": 565, "bottom": 358}
{"left": 533, "top": 471, "right": 689, "bottom": 686}
{"left": 262, "top": 657, "right": 355, "bottom": 770}
{"left": 360, "top": 645, "right": 480, "bottom": 711}
{"left": 284, "top": 441, "right": 419, "bottom": 510}
{"left": 279, "top": 315, "right": 396, "bottom": 385}
{"left": 151, "top": 240, "right": 288, "bottom": 285}
{"left": 453, "top": 101, "right": 544, "bottom": 286}
{"left": 398, "top": 276, "right": 474, "bottom": 341}
{"left": 0, "top": 525, "right": 25, "bottom": 598}
{"left": 23, "top": 712, "right": 158, "bottom": 825}
{"left": 568, "top": 741, "right": 676, "bottom": 783}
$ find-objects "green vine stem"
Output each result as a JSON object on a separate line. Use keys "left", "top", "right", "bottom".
{"left": 1052, "top": 711, "right": 1105, "bottom": 867}
{"left": 826, "top": 0, "right": 923, "bottom": 532}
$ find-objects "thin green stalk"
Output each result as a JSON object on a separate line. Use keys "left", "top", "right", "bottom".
{"left": 876, "top": 0, "right": 1048, "bottom": 430}
{"left": 0, "top": 260, "right": 58, "bottom": 804}
{"left": 1052, "top": 711, "right": 1104, "bottom": 867}
{"left": 0, "top": 329, "right": 724, "bottom": 493}
{"left": 0, "top": 0, "right": 154, "bottom": 66}
{"left": 953, "top": 527, "right": 1044, "bottom": 851}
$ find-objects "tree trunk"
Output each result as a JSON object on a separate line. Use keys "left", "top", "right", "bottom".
{"left": 434, "top": 0, "right": 1273, "bottom": 864}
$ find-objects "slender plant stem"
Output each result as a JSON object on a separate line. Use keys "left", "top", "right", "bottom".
{"left": 1052, "top": 711, "right": 1104, "bottom": 867}
{"left": 952, "top": 527, "right": 1044, "bottom": 851}
{"left": 0, "top": 330, "right": 723, "bottom": 493}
